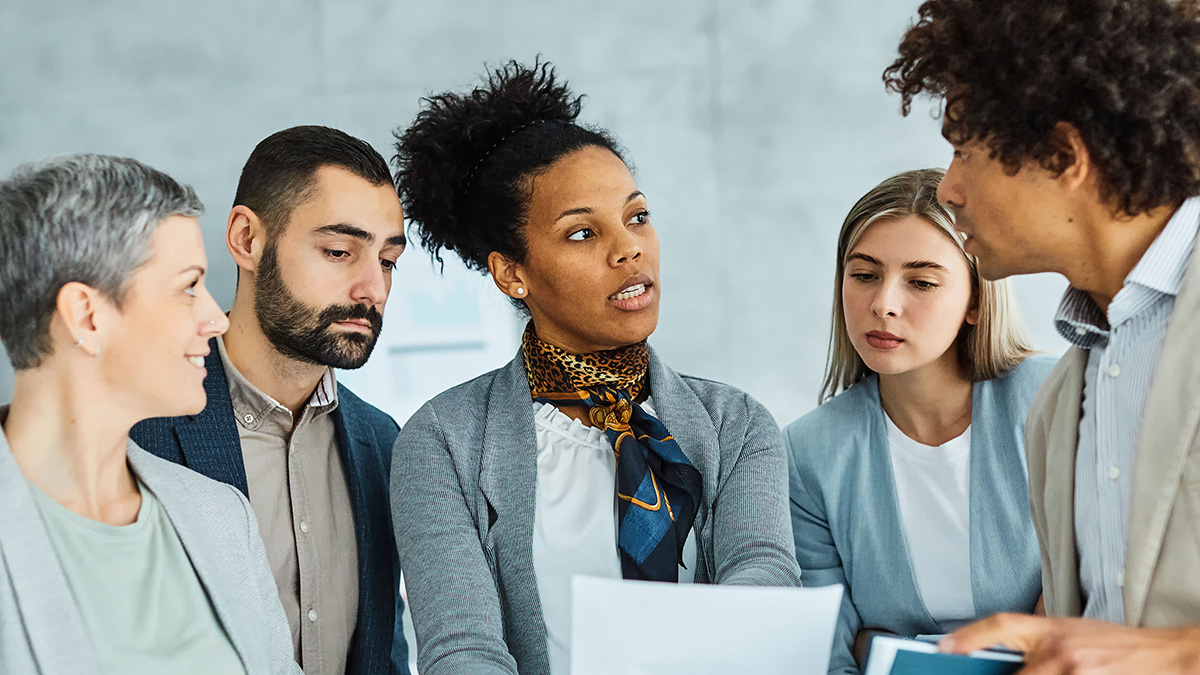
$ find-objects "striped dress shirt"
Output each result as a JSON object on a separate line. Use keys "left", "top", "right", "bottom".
{"left": 1054, "top": 196, "right": 1200, "bottom": 624}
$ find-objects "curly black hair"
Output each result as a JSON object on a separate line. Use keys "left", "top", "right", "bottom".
{"left": 393, "top": 59, "right": 624, "bottom": 274}
{"left": 884, "top": 0, "right": 1200, "bottom": 216}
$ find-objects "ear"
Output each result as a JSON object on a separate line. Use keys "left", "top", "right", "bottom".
{"left": 227, "top": 205, "right": 266, "bottom": 274}
{"left": 54, "top": 281, "right": 108, "bottom": 357}
{"left": 487, "top": 251, "right": 530, "bottom": 300}
{"left": 964, "top": 285, "right": 980, "bottom": 326}
{"left": 1053, "top": 121, "right": 1092, "bottom": 192}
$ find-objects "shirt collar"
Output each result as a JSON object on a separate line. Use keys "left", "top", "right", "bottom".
{"left": 217, "top": 335, "right": 339, "bottom": 433}
{"left": 1054, "top": 196, "right": 1200, "bottom": 346}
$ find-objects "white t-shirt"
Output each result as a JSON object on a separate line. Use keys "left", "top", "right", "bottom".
{"left": 884, "top": 412, "right": 976, "bottom": 629}
{"left": 531, "top": 398, "right": 696, "bottom": 675}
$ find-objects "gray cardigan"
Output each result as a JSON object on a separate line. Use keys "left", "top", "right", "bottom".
{"left": 783, "top": 355, "right": 1057, "bottom": 674}
{"left": 392, "top": 347, "right": 802, "bottom": 675}
{"left": 0, "top": 414, "right": 300, "bottom": 675}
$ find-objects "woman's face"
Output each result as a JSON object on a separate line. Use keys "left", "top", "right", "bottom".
{"left": 99, "top": 215, "right": 228, "bottom": 419}
{"left": 841, "top": 215, "right": 977, "bottom": 378}
{"left": 512, "top": 145, "right": 660, "bottom": 354}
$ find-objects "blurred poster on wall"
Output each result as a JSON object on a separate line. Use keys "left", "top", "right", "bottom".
{"left": 337, "top": 252, "right": 520, "bottom": 427}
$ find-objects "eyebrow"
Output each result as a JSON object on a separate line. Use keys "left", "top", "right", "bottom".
{"left": 553, "top": 191, "right": 647, "bottom": 223}
{"left": 178, "top": 265, "right": 206, "bottom": 276}
{"left": 314, "top": 223, "right": 407, "bottom": 247}
{"left": 845, "top": 253, "right": 949, "bottom": 272}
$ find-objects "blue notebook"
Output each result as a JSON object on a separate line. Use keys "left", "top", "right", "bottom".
{"left": 864, "top": 636, "right": 1023, "bottom": 675}
{"left": 891, "top": 650, "right": 1022, "bottom": 674}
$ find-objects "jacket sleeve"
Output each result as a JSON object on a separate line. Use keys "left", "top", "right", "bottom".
{"left": 231, "top": 486, "right": 304, "bottom": 675}
{"left": 784, "top": 427, "right": 862, "bottom": 675}
{"left": 709, "top": 394, "right": 804, "bottom": 588}
{"left": 391, "top": 402, "right": 518, "bottom": 675}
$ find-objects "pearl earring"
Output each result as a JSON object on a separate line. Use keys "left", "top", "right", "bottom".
{"left": 516, "top": 287, "right": 525, "bottom": 296}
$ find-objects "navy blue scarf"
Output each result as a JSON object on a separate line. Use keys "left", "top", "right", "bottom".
{"left": 522, "top": 325, "right": 703, "bottom": 582}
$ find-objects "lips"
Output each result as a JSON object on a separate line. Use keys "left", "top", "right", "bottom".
{"left": 865, "top": 330, "right": 903, "bottom": 350}
{"left": 608, "top": 274, "right": 655, "bottom": 311}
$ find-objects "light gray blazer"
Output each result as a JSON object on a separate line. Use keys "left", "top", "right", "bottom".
{"left": 0, "top": 415, "right": 300, "bottom": 675}
{"left": 783, "top": 356, "right": 1056, "bottom": 675}
{"left": 392, "top": 347, "right": 802, "bottom": 675}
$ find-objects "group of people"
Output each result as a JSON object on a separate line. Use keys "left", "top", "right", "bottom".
{"left": 3, "top": 0, "right": 1200, "bottom": 674}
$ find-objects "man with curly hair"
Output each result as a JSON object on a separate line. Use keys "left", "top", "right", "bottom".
{"left": 883, "top": 0, "right": 1200, "bottom": 672}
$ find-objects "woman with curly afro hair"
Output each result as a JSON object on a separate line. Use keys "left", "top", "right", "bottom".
{"left": 885, "top": 0, "right": 1200, "bottom": 672}
{"left": 389, "top": 60, "right": 801, "bottom": 675}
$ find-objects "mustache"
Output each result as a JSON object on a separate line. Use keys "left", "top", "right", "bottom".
{"left": 317, "top": 303, "right": 384, "bottom": 333}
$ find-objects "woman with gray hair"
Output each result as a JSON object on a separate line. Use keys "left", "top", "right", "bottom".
{"left": 0, "top": 154, "right": 300, "bottom": 675}
{"left": 782, "top": 168, "right": 1056, "bottom": 674}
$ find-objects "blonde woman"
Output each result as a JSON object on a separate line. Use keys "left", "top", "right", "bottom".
{"left": 782, "top": 168, "right": 1054, "bottom": 675}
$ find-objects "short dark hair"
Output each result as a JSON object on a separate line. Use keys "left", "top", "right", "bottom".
{"left": 233, "top": 125, "right": 392, "bottom": 238}
{"left": 392, "top": 59, "right": 625, "bottom": 274}
{"left": 884, "top": 0, "right": 1200, "bottom": 216}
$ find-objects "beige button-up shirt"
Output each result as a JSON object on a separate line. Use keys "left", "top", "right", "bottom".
{"left": 218, "top": 336, "right": 358, "bottom": 675}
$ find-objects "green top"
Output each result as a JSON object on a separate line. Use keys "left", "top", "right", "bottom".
{"left": 30, "top": 478, "right": 247, "bottom": 675}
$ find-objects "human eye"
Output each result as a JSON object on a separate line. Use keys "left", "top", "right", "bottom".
{"left": 324, "top": 249, "right": 351, "bottom": 260}
{"left": 628, "top": 210, "right": 650, "bottom": 226}
{"left": 848, "top": 271, "right": 876, "bottom": 282}
{"left": 911, "top": 279, "right": 940, "bottom": 291}
{"left": 381, "top": 258, "right": 397, "bottom": 272}
{"left": 567, "top": 227, "right": 594, "bottom": 241}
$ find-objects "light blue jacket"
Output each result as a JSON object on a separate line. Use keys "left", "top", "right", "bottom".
{"left": 783, "top": 355, "right": 1056, "bottom": 675}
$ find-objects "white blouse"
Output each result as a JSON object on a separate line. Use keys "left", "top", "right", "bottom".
{"left": 885, "top": 413, "right": 976, "bottom": 629}
{"left": 531, "top": 398, "right": 696, "bottom": 674}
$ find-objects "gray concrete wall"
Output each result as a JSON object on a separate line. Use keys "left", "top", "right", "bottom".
{"left": 0, "top": 0, "right": 1067, "bottom": 424}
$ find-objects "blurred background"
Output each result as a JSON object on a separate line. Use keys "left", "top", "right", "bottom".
{"left": 0, "top": 0, "right": 1068, "bottom": 427}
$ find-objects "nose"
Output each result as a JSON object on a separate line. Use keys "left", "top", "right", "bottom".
{"left": 938, "top": 159, "right": 964, "bottom": 209}
{"left": 199, "top": 290, "right": 229, "bottom": 338}
{"left": 351, "top": 258, "right": 390, "bottom": 307}
{"left": 609, "top": 227, "right": 643, "bottom": 267}
{"left": 870, "top": 279, "right": 902, "bottom": 319}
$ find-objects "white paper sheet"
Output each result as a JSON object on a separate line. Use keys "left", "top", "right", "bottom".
{"left": 569, "top": 577, "right": 844, "bottom": 675}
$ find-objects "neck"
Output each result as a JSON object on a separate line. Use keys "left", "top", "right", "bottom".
{"left": 3, "top": 365, "right": 139, "bottom": 522}
{"left": 225, "top": 293, "right": 326, "bottom": 415}
{"left": 1062, "top": 201, "right": 1180, "bottom": 312}
{"left": 877, "top": 352, "right": 973, "bottom": 446}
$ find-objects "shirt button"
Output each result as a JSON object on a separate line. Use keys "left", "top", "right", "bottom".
{"left": 1075, "top": 326, "right": 1087, "bottom": 336}
{"left": 243, "top": 413, "right": 255, "bottom": 424}
{"left": 1107, "top": 364, "right": 1122, "bottom": 378}
{"left": 299, "top": 520, "right": 309, "bottom": 534}
{"left": 308, "top": 608, "right": 317, "bottom": 622}
{"left": 1108, "top": 466, "right": 1121, "bottom": 480}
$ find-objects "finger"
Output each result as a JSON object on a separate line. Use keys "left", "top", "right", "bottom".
{"left": 941, "top": 613, "right": 1045, "bottom": 654}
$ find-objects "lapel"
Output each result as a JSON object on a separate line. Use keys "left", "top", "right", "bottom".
{"left": 173, "top": 341, "right": 249, "bottom": 496}
{"left": 477, "top": 354, "right": 547, "bottom": 668}
{"left": 1125, "top": 247, "right": 1200, "bottom": 625}
{"left": 127, "top": 445, "right": 266, "bottom": 674}
{"left": 859, "top": 377, "right": 939, "bottom": 631}
{"left": 1038, "top": 348, "right": 1087, "bottom": 617}
{"left": 330, "top": 391, "right": 390, "bottom": 675}
{"left": 0, "top": 417, "right": 100, "bottom": 675}
{"left": 644, "top": 348, "right": 720, "bottom": 536}
{"left": 968, "top": 376, "right": 1037, "bottom": 616}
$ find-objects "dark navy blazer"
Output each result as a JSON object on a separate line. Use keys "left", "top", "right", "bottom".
{"left": 131, "top": 339, "right": 409, "bottom": 675}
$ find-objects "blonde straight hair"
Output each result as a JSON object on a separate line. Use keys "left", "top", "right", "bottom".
{"left": 819, "top": 168, "right": 1035, "bottom": 403}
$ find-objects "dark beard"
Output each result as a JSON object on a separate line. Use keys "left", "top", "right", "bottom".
{"left": 254, "top": 241, "right": 384, "bottom": 370}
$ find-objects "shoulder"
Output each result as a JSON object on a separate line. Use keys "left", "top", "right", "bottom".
{"left": 127, "top": 443, "right": 250, "bottom": 520}
{"left": 395, "top": 365, "right": 508, "bottom": 448}
{"left": 781, "top": 377, "right": 877, "bottom": 453}
{"left": 987, "top": 354, "right": 1061, "bottom": 408}
{"left": 336, "top": 383, "right": 400, "bottom": 436}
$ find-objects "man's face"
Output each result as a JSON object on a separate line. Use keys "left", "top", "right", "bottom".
{"left": 937, "top": 137, "right": 1072, "bottom": 280}
{"left": 254, "top": 165, "right": 406, "bottom": 369}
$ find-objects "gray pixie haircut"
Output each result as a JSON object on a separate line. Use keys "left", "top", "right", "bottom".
{"left": 0, "top": 154, "right": 203, "bottom": 370}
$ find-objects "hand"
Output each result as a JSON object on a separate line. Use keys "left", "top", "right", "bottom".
{"left": 853, "top": 628, "right": 896, "bottom": 669}
{"left": 940, "top": 612, "right": 1200, "bottom": 674}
